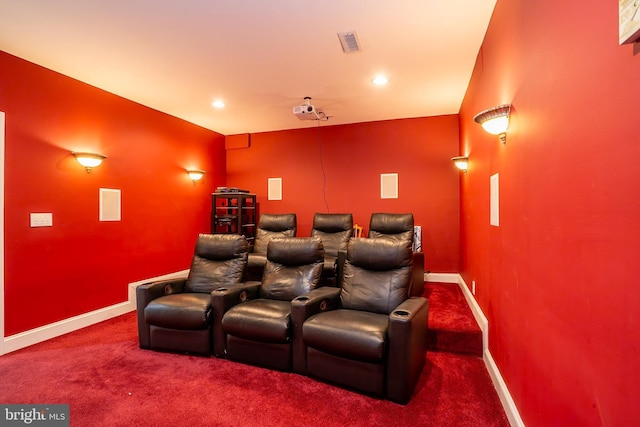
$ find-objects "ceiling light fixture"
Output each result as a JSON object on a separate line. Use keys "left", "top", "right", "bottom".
{"left": 451, "top": 156, "right": 469, "bottom": 173}
{"left": 373, "top": 75, "right": 388, "bottom": 85}
{"left": 72, "top": 152, "right": 106, "bottom": 173}
{"left": 212, "top": 100, "right": 225, "bottom": 108}
{"left": 473, "top": 104, "right": 511, "bottom": 144}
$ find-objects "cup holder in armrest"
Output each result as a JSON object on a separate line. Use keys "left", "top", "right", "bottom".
{"left": 294, "top": 296, "right": 310, "bottom": 302}
{"left": 214, "top": 288, "right": 228, "bottom": 293}
{"left": 393, "top": 310, "right": 410, "bottom": 316}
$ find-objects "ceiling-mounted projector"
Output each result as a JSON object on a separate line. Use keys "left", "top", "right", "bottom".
{"left": 293, "top": 97, "right": 324, "bottom": 120}
{"left": 293, "top": 104, "right": 320, "bottom": 120}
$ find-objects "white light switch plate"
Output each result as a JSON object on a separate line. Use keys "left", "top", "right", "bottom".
{"left": 30, "top": 213, "right": 53, "bottom": 227}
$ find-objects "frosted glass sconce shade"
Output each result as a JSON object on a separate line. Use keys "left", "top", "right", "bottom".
{"left": 72, "top": 152, "right": 106, "bottom": 173}
{"left": 451, "top": 156, "right": 469, "bottom": 172}
{"left": 473, "top": 104, "right": 511, "bottom": 143}
{"left": 187, "top": 169, "right": 205, "bottom": 183}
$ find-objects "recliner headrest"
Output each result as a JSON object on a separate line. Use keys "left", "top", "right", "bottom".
{"left": 368, "top": 213, "right": 414, "bottom": 241}
{"left": 258, "top": 213, "right": 297, "bottom": 232}
{"left": 267, "top": 237, "right": 324, "bottom": 266}
{"left": 347, "top": 238, "right": 412, "bottom": 271}
{"left": 369, "top": 213, "right": 414, "bottom": 234}
{"left": 194, "top": 233, "right": 248, "bottom": 260}
{"left": 312, "top": 213, "right": 353, "bottom": 233}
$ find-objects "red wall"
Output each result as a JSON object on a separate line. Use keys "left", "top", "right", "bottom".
{"left": 1, "top": 51, "right": 226, "bottom": 335}
{"left": 226, "top": 117, "right": 461, "bottom": 272}
{"left": 459, "top": 1, "right": 640, "bottom": 425}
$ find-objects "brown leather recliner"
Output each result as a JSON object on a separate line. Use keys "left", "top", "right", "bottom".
{"left": 212, "top": 237, "right": 324, "bottom": 371}
{"left": 245, "top": 213, "right": 297, "bottom": 281}
{"left": 136, "top": 234, "right": 248, "bottom": 355}
{"left": 368, "top": 212, "right": 425, "bottom": 297}
{"left": 291, "top": 237, "right": 429, "bottom": 404}
{"left": 310, "top": 213, "right": 353, "bottom": 286}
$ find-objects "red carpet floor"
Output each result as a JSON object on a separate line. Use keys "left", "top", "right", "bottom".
{"left": 0, "top": 291, "right": 508, "bottom": 426}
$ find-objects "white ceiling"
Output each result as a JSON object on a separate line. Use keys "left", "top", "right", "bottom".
{"left": 0, "top": 0, "right": 496, "bottom": 135}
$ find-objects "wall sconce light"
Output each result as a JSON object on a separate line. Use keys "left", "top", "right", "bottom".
{"left": 72, "top": 152, "right": 106, "bottom": 173}
{"left": 187, "top": 169, "right": 205, "bottom": 183}
{"left": 473, "top": 104, "right": 511, "bottom": 144}
{"left": 451, "top": 156, "right": 469, "bottom": 173}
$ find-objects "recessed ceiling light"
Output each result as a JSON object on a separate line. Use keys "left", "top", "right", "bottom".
{"left": 373, "top": 75, "right": 388, "bottom": 85}
{"left": 212, "top": 100, "right": 225, "bottom": 108}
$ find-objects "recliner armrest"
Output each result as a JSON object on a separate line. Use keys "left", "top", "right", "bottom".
{"left": 211, "top": 281, "right": 261, "bottom": 310}
{"left": 291, "top": 287, "right": 341, "bottom": 318}
{"left": 291, "top": 287, "right": 341, "bottom": 374}
{"left": 211, "top": 281, "right": 261, "bottom": 357}
{"left": 387, "top": 296, "right": 429, "bottom": 404}
{"left": 335, "top": 249, "right": 347, "bottom": 287}
{"left": 411, "top": 252, "right": 425, "bottom": 297}
{"left": 136, "top": 278, "right": 187, "bottom": 315}
{"left": 136, "top": 278, "right": 187, "bottom": 349}
{"left": 389, "top": 296, "right": 428, "bottom": 323}
{"left": 137, "top": 278, "right": 187, "bottom": 300}
{"left": 245, "top": 253, "right": 267, "bottom": 281}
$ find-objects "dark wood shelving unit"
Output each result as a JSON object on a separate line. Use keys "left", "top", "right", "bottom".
{"left": 211, "top": 193, "right": 256, "bottom": 245}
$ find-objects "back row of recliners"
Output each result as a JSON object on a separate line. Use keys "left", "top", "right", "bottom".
{"left": 136, "top": 213, "right": 429, "bottom": 404}
{"left": 246, "top": 212, "right": 425, "bottom": 297}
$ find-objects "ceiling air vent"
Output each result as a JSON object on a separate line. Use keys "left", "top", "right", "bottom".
{"left": 337, "top": 31, "right": 361, "bottom": 53}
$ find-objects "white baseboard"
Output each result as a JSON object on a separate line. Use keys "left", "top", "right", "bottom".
{"left": 425, "top": 272, "right": 459, "bottom": 283}
{"left": 1, "top": 269, "right": 189, "bottom": 356}
{"left": 455, "top": 275, "right": 488, "bottom": 354}
{"left": 484, "top": 350, "right": 525, "bottom": 427}
{"left": 1, "top": 301, "right": 133, "bottom": 356}
{"left": 427, "top": 272, "right": 524, "bottom": 427}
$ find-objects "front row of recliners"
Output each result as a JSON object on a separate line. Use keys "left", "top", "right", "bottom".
{"left": 137, "top": 233, "right": 429, "bottom": 404}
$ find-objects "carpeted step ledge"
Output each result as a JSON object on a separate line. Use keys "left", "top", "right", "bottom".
{"left": 422, "top": 282, "right": 483, "bottom": 357}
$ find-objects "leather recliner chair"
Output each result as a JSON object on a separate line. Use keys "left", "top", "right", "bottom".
{"left": 310, "top": 213, "right": 353, "bottom": 286}
{"left": 368, "top": 212, "right": 426, "bottom": 297}
{"left": 136, "top": 234, "right": 248, "bottom": 355}
{"left": 291, "top": 237, "right": 429, "bottom": 404}
{"left": 212, "top": 237, "right": 324, "bottom": 371}
{"left": 245, "top": 213, "right": 297, "bottom": 281}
